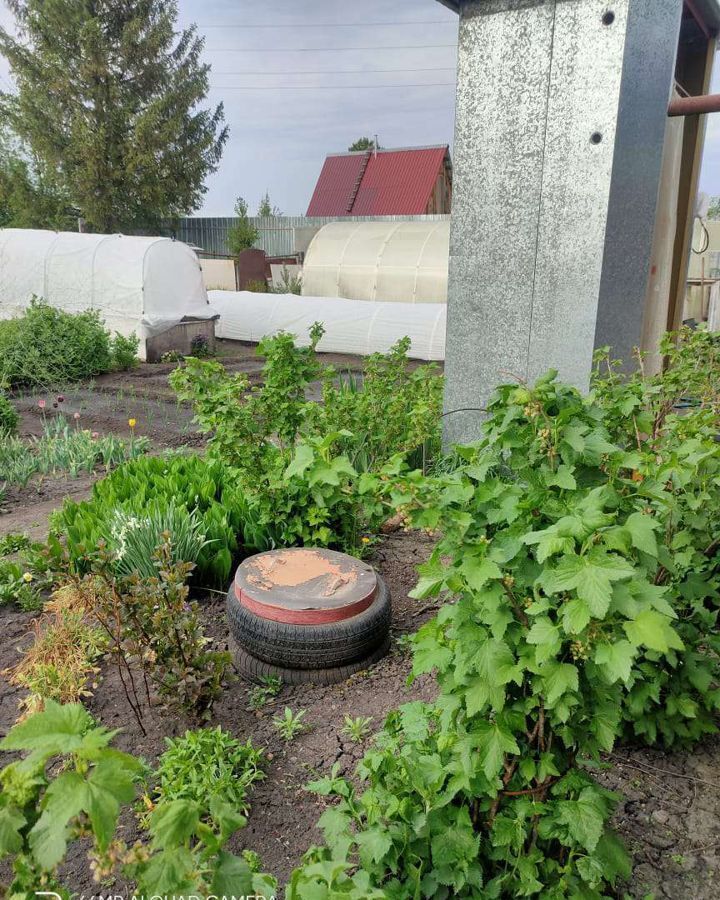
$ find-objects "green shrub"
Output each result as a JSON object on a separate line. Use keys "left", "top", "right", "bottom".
{"left": 593, "top": 326, "right": 719, "bottom": 442}
{"left": 0, "top": 393, "right": 19, "bottom": 434}
{"left": 53, "top": 453, "right": 244, "bottom": 586}
{"left": 92, "top": 545, "right": 231, "bottom": 719}
{"left": 170, "top": 328, "right": 442, "bottom": 553}
{"left": 289, "top": 362, "right": 720, "bottom": 897}
{"left": 0, "top": 701, "right": 277, "bottom": 898}
{"left": 239, "top": 434, "right": 386, "bottom": 555}
{"left": 310, "top": 336, "right": 443, "bottom": 472}
{"left": 171, "top": 326, "right": 442, "bottom": 478}
{"left": 150, "top": 727, "right": 264, "bottom": 822}
{"left": 0, "top": 299, "right": 113, "bottom": 387}
{"left": 110, "top": 332, "right": 140, "bottom": 370}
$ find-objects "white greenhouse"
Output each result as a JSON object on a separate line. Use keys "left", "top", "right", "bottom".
{"left": 210, "top": 291, "right": 447, "bottom": 361}
{"left": 301, "top": 220, "right": 450, "bottom": 304}
{"left": 0, "top": 229, "right": 214, "bottom": 360}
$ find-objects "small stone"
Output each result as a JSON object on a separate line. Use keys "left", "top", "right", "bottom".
{"left": 645, "top": 832, "right": 675, "bottom": 850}
{"left": 651, "top": 809, "right": 670, "bottom": 825}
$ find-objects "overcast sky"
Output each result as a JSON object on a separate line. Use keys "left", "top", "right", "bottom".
{"left": 0, "top": 0, "right": 718, "bottom": 216}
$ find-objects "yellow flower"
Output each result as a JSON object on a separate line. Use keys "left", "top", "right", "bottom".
{"left": 128, "top": 418, "right": 136, "bottom": 428}
{"left": 22, "top": 572, "right": 33, "bottom": 583}
{"left": 361, "top": 536, "right": 370, "bottom": 544}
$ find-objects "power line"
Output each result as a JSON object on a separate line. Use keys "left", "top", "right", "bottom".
{"left": 212, "top": 67, "right": 456, "bottom": 75}
{"left": 197, "top": 20, "right": 454, "bottom": 28}
{"left": 205, "top": 44, "right": 458, "bottom": 53}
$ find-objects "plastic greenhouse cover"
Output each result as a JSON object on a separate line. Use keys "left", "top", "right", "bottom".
{"left": 0, "top": 229, "right": 213, "bottom": 358}
{"left": 301, "top": 220, "right": 449, "bottom": 304}
{"left": 209, "top": 291, "right": 446, "bottom": 361}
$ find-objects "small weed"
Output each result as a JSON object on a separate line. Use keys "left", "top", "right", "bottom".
{"left": 0, "top": 559, "right": 43, "bottom": 610}
{"left": 273, "top": 707, "right": 308, "bottom": 742}
{"left": 0, "top": 532, "right": 31, "bottom": 556}
{"left": 160, "top": 349, "right": 184, "bottom": 363}
{"left": 147, "top": 726, "right": 264, "bottom": 825}
{"left": 341, "top": 715, "right": 373, "bottom": 743}
{"left": 248, "top": 675, "right": 282, "bottom": 710}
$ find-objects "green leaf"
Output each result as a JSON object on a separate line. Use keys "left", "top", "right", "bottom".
{"left": 561, "top": 423, "right": 587, "bottom": 452}
{"left": 317, "top": 804, "right": 351, "bottom": 850}
{"left": 208, "top": 796, "right": 247, "bottom": 841}
{"left": 594, "top": 640, "right": 636, "bottom": 683}
{"left": 526, "top": 617, "right": 562, "bottom": 663}
{"left": 546, "top": 465, "right": 577, "bottom": 490}
{"left": 137, "top": 846, "right": 197, "bottom": 895}
{"left": 412, "top": 637, "right": 453, "bottom": 677}
{"left": 284, "top": 444, "right": 314, "bottom": 479}
{"left": 465, "top": 639, "right": 516, "bottom": 713}
{"left": 461, "top": 556, "right": 502, "bottom": 591}
{"left": 409, "top": 556, "right": 445, "bottom": 600}
{"left": 625, "top": 512, "right": 659, "bottom": 556}
{"left": 29, "top": 771, "right": 87, "bottom": 869}
{"left": 474, "top": 722, "right": 520, "bottom": 782}
{"left": 210, "top": 850, "right": 255, "bottom": 895}
{"left": 543, "top": 552, "right": 634, "bottom": 618}
{"left": 595, "top": 829, "right": 632, "bottom": 882}
{"left": 577, "top": 567, "right": 616, "bottom": 617}
{"left": 85, "top": 757, "right": 137, "bottom": 852}
{"left": 562, "top": 598, "right": 591, "bottom": 634}
{"left": 0, "top": 806, "right": 25, "bottom": 857}
{"left": 150, "top": 800, "right": 201, "bottom": 849}
{"left": 1, "top": 700, "right": 91, "bottom": 756}
{"left": 556, "top": 787, "right": 606, "bottom": 852}
{"left": 541, "top": 661, "right": 579, "bottom": 706}
{"left": 356, "top": 826, "right": 393, "bottom": 867}
{"left": 430, "top": 810, "right": 479, "bottom": 868}
{"left": 623, "top": 610, "right": 684, "bottom": 654}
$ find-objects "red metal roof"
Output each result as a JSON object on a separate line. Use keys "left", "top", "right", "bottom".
{"left": 306, "top": 146, "right": 449, "bottom": 216}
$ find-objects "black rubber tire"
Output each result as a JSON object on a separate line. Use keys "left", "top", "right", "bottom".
{"left": 226, "top": 574, "right": 391, "bottom": 670}
{"left": 230, "top": 636, "right": 391, "bottom": 686}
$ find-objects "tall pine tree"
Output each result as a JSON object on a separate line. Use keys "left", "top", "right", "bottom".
{"left": 0, "top": 0, "right": 228, "bottom": 233}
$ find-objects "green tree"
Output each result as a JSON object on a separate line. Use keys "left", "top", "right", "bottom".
{"left": 227, "top": 196, "right": 258, "bottom": 256}
{"left": 708, "top": 196, "right": 720, "bottom": 220}
{"left": 348, "top": 136, "right": 379, "bottom": 152}
{"left": 0, "top": 0, "right": 228, "bottom": 234}
{"left": 0, "top": 130, "right": 76, "bottom": 230}
{"left": 257, "top": 190, "right": 281, "bottom": 217}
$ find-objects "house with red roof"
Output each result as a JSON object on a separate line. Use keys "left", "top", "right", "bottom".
{"left": 306, "top": 145, "right": 452, "bottom": 217}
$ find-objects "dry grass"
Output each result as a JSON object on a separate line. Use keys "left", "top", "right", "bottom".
{"left": 5, "top": 581, "right": 107, "bottom": 715}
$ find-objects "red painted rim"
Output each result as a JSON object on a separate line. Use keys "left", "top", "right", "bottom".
{"left": 234, "top": 580, "right": 377, "bottom": 625}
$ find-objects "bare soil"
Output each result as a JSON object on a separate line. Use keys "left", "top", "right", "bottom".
{"left": 0, "top": 346, "right": 718, "bottom": 898}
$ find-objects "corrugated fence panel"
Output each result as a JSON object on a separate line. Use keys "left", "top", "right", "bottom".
{"left": 171, "top": 215, "right": 450, "bottom": 258}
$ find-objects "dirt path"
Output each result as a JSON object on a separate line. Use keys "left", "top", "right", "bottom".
{"left": 0, "top": 474, "right": 97, "bottom": 540}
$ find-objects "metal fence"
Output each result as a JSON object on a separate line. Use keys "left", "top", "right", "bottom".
{"left": 172, "top": 214, "right": 450, "bottom": 258}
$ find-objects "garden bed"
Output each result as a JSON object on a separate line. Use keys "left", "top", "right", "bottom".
{"left": 1, "top": 333, "right": 718, "bottom": 899}
{"left": 0, "top": 343, "right": 381, "bottom": 537}
{"left": 0, "top": 532, "right": 718, "bottom": 897}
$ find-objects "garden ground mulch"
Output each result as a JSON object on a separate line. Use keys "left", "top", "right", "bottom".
{"left": 0, "top": 345, "right": 718, "bottom": 898}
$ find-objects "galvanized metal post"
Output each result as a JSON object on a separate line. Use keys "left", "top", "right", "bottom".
{"left": 442, "top": 0, "right": 685, "bottom": 445}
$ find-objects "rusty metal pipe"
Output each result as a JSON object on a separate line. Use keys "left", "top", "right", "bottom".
{"left": 668, "top": 93, "right": 720, "bottom": 116}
